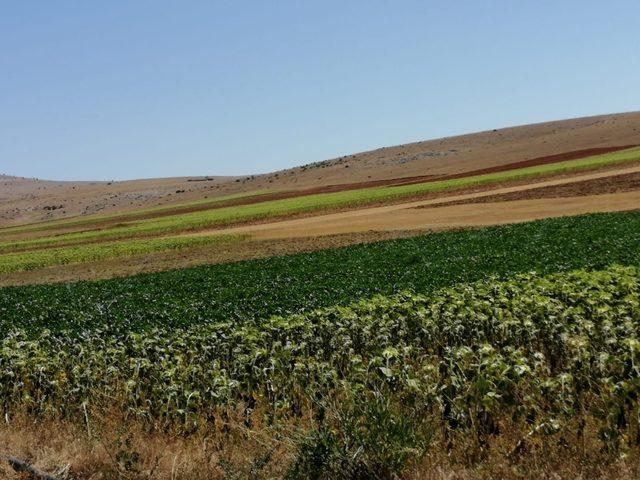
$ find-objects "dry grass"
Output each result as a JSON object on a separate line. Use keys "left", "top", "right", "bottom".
{"left": 413, "top": 421, "right": 640, "bottom": 480}
{"left": 0, "top": 410, "right": 292, "bottom": 480}
{"left": 2, "top": 413, "right": 640, "bottom": 479}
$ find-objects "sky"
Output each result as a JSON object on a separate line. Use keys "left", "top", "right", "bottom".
{"left": 1, "top": 1, "right": 639, "bottom": 181}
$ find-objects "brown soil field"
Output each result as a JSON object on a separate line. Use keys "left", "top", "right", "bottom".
{"left": 230, "top": 191, "right": 640, "bottom": 240}
{"left": 2, "top": 111, "right": 640, "bottom": 226}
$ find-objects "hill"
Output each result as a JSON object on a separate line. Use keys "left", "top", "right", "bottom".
{"left": 2, "top": 111, "right": 639, "bottom": 226}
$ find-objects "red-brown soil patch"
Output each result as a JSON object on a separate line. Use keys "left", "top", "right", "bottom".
{"left": 381, "top": 145, "right": 638, "bottom": 188}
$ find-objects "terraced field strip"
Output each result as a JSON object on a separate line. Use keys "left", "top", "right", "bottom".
{"left": 2, "top": 146, "right": 640, "bottom": 253}
{"left": 0, "top": 233, "right": 246, "bottom": 274}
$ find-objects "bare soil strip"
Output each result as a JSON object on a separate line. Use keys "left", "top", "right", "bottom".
{"left": 369, "top": 144, "right": 639, "bottom": 188}
{"left": 241, "top": 191, "right": 640, "bottom": 239}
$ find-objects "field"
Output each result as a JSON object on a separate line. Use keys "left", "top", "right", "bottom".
{"left": 1, "top": 146, "right": 639, "bottom": 276}
{"left": 0, "top": 233, "right": 246, "bottom": 274}
{"left": 4, "top": 112, "right": 640, "bottom": 228}
{"left": 2, "top": 211, "right": 639, "bottom": 334}
{"left": 0, "top": 188, "right": 276, "bottom": 239}
{"left": 1, "top": 211, "right": 640, "bottom": 478}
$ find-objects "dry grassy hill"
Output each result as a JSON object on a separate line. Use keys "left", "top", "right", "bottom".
{"left": 2, "top": 111, "right": 639, "bottom": 227}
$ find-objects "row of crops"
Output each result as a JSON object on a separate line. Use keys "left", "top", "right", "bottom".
{"left": 0, "top": 233, "right": 246, "bottom": 274}
{"left": 1, "top": 264, "right": 639, "bottom": 476}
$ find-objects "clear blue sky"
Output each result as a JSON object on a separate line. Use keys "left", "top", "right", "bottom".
{"left": 1, "top": 1, "right": 639, "bottom": 181}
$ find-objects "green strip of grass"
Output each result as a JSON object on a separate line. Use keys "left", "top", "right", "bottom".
{"left": 0, "top": 233, "right": 247, "bottom": 274}
{"left": 3, "top": 146, "right": 639, "bottom": 253}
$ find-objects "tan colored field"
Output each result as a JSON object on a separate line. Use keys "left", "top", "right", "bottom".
{"left": 184, "top": 164, "right": 640, "bottom": 240}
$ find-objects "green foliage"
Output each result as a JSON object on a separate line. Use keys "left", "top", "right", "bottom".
{"left": 1, "top": 211, "right": 639, "bottom": 336}
{"left": 1, "top": 211, "right": 639, "bottom": 477}
{"left": 287, "top": 393, "right": 433, "bottom": 480}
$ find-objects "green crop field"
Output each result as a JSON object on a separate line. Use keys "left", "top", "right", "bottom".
{"left": 2, "top": 147, "right": 639, "bottom": 255}
{"left": 2, "top": 211, "right": 640, "bottom": 478}
{"left": 0, "top": 233, "right": 245, "bottom": 273}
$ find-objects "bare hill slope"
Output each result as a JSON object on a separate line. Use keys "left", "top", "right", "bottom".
{"left": 2, "top": 111, "right": 639, "bottom": 226}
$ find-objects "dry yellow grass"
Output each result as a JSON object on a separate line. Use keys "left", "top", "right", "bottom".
{"left": 2, "top": 414, "right": 640, "bottom": 479}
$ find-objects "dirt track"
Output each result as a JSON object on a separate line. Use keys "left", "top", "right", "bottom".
{"left": 188, "top": 164, "right": 640, "bottom": 240}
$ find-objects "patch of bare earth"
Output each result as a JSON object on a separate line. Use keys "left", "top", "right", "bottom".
{"left": 183, "top": 164, "right": 640, "bottom": 241}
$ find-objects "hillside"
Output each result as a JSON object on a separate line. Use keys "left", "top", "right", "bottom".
{"left": 2, "top": 111, "right": 639, "bottom": 226}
